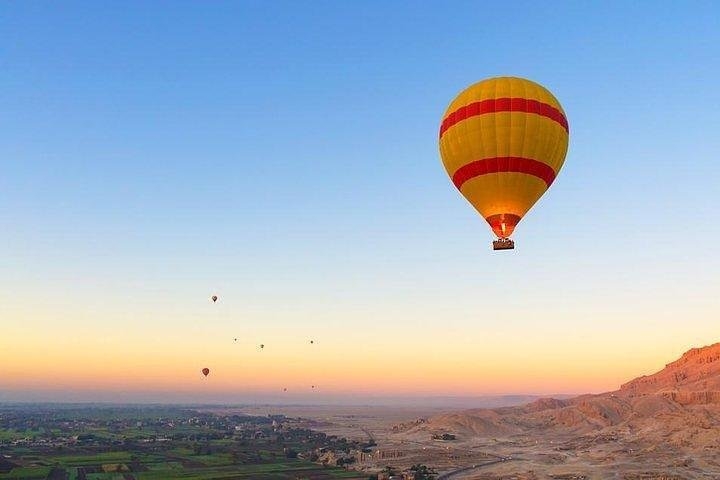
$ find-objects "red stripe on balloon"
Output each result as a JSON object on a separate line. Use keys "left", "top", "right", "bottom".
{"left": 439, "top": 98, "right": 569, "bottom": 138}
{"left": 452, "top": 157, "right": 557, "bottom": 189}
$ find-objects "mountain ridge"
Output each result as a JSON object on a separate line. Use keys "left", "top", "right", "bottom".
{"left": 393, "top": 342, "right": 720, "bottom": 449}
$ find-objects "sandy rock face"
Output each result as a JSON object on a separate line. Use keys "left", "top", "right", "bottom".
{"left": 620, "top": 342, "right": 720, "bottom": 398}
{"left": 409, "top": 342, "right": 720, "bottom": 449}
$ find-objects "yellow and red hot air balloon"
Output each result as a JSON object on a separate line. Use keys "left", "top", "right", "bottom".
{"left": 439, "top": 77, "right": 569, "bottom": 250}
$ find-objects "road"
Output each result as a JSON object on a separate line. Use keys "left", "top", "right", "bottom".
{"left": 436, "top": 458, "right": 516, "bottom": 479}
{"left": 359, "top": 427, "right": 375, "bottom": 443}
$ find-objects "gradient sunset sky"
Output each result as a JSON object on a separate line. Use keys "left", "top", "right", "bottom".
{"left": 2, "top": 1, "right": 720, "bottom": 403}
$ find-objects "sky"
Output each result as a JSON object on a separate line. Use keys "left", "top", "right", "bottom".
{"left": 1, "top": 1, "right": 720, "bottom": 404}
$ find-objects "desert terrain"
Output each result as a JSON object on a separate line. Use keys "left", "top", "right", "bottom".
{"left": 221, "top": 342, "right": 720, "bottom": 479}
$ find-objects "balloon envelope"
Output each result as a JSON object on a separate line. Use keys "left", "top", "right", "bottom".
{"left": 439, "top": 77, "right": 569, "bottom": 240}
{"left": 201, "top": 368, "right": 210, "bottom": 377}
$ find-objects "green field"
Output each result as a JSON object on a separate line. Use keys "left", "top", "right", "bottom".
{"left": 0, "top": 467, "right": 51, "bottom": 479}
{"left": 0, "top": 454, "right": 366, "bottom": 480}
{"left": 0, "top": 406, "right": 373, "bottom": 479}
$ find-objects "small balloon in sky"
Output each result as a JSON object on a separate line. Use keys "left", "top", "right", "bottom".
{"left": 211, "top": 295, "right": 218, "bottom": 303}
{"left": 201, "top": 368, "right": 210, "bottom": 377}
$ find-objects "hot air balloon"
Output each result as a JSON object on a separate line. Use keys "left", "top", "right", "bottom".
{"left": 211, "top": 295, "right": 218, "bottom": 303}
{"left": 201, "top": 368, "right": 210, "bottom": 377}
{"left": 439, "top": 77, "right": 569, "bottom": 250}
{"left": 233, "top": 338, "right": 237, "bottom": 342}
{"left": 260, "top": 344, "right": 264, "bottom": 350}
{"left": 310, "top": 340, "right": 314, "bottom": 344}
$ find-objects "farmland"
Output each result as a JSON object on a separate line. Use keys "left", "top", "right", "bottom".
{"left": 0, "top": 405, "right": 370, "bottom": 480}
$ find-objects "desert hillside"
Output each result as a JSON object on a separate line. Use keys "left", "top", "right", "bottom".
{"left": 620, "top": 342, "right": 720, "bottom": 401}
{"left": 395, "top": 342, "right": 720, "bottom": 448}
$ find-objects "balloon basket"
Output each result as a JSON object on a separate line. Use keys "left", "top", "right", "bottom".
{"left": 493, "top": 238, "right": 515, "bottom": 251}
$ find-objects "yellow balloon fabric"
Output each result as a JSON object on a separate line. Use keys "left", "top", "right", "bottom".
{"left": 439, "top": 77, "right": 569, "bottom": 239}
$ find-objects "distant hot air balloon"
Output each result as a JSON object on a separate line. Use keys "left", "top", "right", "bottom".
{"left": 202, "top": 368, "right": 210, "bottom": 377}
{"left": 211, "top": 295, "right": 218, "bottom": 303}
{"left": 234, "top": 338, "right": 237, "bottom": 342}
{"left": 311, "top": 385, "right": 315, "bottom": 389}
{"left": 283, "top": 388, "right": 287, "bottom": 392}
{"left": 260, "top": 344, "right": 264, "bottom": 350}
{"left": 439, "top": 77, "right": 569, "bottom": 250}
{"left": 310, "top": 340, "right": 314, "bottom": 344}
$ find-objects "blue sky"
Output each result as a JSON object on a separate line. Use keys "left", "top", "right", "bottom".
{"left": 1, "top": 1, "right": 720, "bottom": 401}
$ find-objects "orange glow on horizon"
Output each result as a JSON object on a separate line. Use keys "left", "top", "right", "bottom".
{"left": 3, "top": 295, "right": 715, "bottom": 402}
